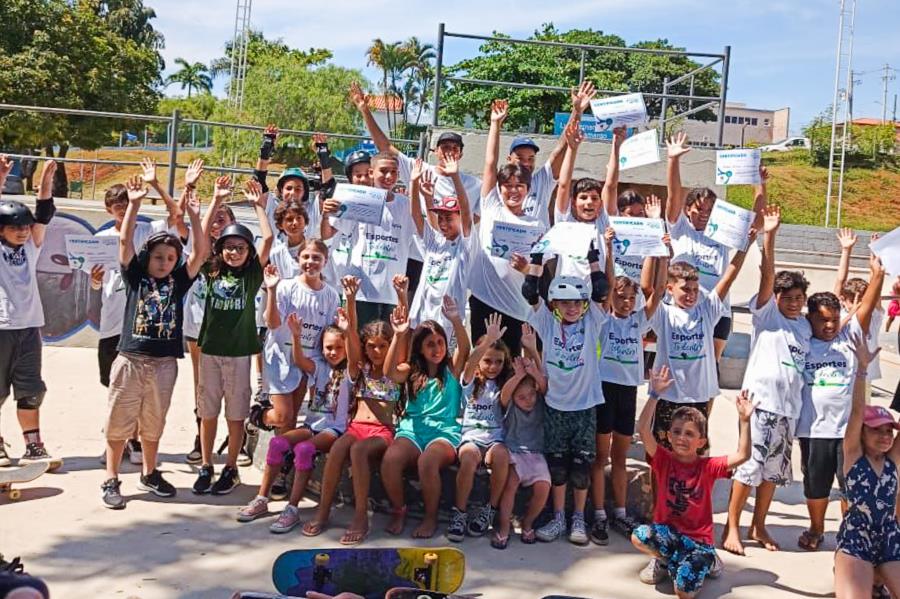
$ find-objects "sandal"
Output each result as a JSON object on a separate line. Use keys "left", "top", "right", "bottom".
{"left": 797, "top": 530, "right": 823, "bottom": 551}
{"left": 521, "top": 528, "right": 536, "bottom": 545}
{"left": 302, "top": 520, "right": 325, "bottom": 537}
{"left": 490, "top": 532, "right": 509, "bottom": 550}
{"left": 340, "top": 528, "right": 369, "bottom": 546}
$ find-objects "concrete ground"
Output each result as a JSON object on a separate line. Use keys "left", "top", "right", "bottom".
{"left": 2, "top": 328, "right": 899, "bottom": 599}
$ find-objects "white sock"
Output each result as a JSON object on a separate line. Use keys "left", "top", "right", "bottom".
{"left": 256, "top": 495, "right": 268, "bottom": 502}
{"left": 594, "top": 508, "right": 607, "bottom": 521}
{"left": 613, "top": 507, "right": 627, "bottom": 520}
{"left": 554, "top": 510, "right": 565, "bottom": 522}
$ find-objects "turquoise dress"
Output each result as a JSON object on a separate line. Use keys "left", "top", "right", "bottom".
{"left": 396, "top": 367, "right": 463, "bottom": 451}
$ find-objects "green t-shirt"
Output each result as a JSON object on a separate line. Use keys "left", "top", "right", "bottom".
{"left": 198, "top": 260, "right": 263, "bottom": 356}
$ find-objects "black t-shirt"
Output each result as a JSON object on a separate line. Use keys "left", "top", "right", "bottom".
{"left": 117, "top": 256, "right": 195, "bottom": 358}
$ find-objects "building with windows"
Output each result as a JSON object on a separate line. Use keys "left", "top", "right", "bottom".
{"left": 666, "top": 102, "right": 790, "bottom": 147}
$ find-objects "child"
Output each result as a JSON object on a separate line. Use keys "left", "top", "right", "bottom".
{"left": 237, "top": 314, "right": 350, "bottom": 532}
{"left": 0, "top": 160, "right": 57, "bottom": 467}
{"left": 794, "top": 255, "right": 884, "bottom": 552}
{"left": 322, "top": 152, "right": 414, "bottom": 326}
{"left": 886, "top": 276, "right": 900, "bottom": 333}
{"left": 301, "top": 276, "right": 402, "bottom": 544}
{"left": 632, "top": 367, "right": 753, "bottom": 598}
{"left": 834, "top": 335, "right": 900, "bottom": 598}
{"left": 722, "top": 205, "right": 811, "bottom": 555}
{"left": 521, "top": 243, "right": 610, "bottom": 545}
{"left": 381, "top": 298, "right": 471, "bottom": 539}
{"left": 193, "top": 177, "right": 273, "bottom": 496}
{"left": 447, "top": 313, "right": 513, "bottom": 542}
{"left": 493, "top": 355, "right": 550, "bottom": 549}
{"left": 591, "top": 228, "right": 668, "bottom": 545}
{"left": 101, "top": 176, "right": 208, "bottom": 508}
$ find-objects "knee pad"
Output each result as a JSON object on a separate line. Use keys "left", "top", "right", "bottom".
{"left": 569, "top": 452, "right": 592, "bottom": 490}
{"left": 293, "top": 441, "right": 316, "bottom": 472}
{"left": 266, "top": 435, "right": 292, "bottom": 466}
{"left": 546, "top": 452, "right": 570, "bottom": 487}
{"left": 16, "top": 392, "right": 45, "bottom": 410}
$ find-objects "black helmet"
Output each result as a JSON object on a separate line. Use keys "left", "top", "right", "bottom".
{"left": 343, "top": 150, "right": 372, "bottom": 178}
{"left": 214, "top": 223, "right": 257, "bottom": 259}
{"left": 0, "top": 201, "right": 35, "bottom": 227}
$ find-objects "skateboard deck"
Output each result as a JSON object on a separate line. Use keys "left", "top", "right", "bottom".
{"left": 541, "top": 596, "right": 595, "bottom": 599}
{"left": 385, "top": 587, "right": 481, "bottom": 599}
{"left": 230, "top": 593, "right": 302, "bottom": 599}
{"left": 272, "top": 547, "right": 465, "bottom": 599}
{"left": 0, "top": 462, "right": 49, "bottom": 500}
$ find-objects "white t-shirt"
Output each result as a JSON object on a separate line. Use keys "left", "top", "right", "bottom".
{"left": 599, "top": 310, "right": 652, "bottom": 387}
{"left": 264, "top": 191, "right": 323, "bottom": 243}
{"left": 409, "top": 222, "right": 475, "bottom": 331}
{"left": 497, "top": 162, "right": 555, "bottom": 228}
{"left": 553, "top": 207, "right": 611, "bottom": 282}
{"left": 840, "top": 308, "right": 883, "bottom": 382}
{"left": 528, "top": 302, "right": 608, "bottom": 411}
{"left": 469, "top": 188, "right": 550, "bottom": 321}
{"left": 330, "top": 193, "right": 414, "bottom": 304}
{"left": 397, "top": 153, "right": 482, "bottom": 215}
{"left": 256, "top": 239, "right": 302, "bottom": 329}
{"left": 649, "top": 291, "right": 729, "bottom": 403}
{"left": 460, "top": 379, "right": 504, "bottom": 445}
{"left": 96, "top": 220, "right": 168, "bottom": 339}
{"left": 670, "top": 213, "right": 731, "bottom": 311}
{"left": 741, "top": 295, "right": 812, "bottom": 418}
{"left": 796, "top": 321, "right": 861, "bottom": 438}
{"left": 0, "top": 239, "right": 43, "bottom": 329}
{"left": 302, "top": 365, "right": 351, "bottom": 433}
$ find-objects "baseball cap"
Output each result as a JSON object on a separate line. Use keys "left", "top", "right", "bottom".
{"left": 510, "top": 136, "right": 540, "bottom": 154}
{"left": 435, "top": 132, "right": 464, "bottom": 149}
{"left": 863, "top": 405, "right": 900, "bottom": 429}
{"left": 429, "top": 196, "right": 460, "bottom": 212}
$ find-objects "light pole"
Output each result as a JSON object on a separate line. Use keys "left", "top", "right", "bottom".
{"left": 740, "top": 122, "right": 749, "bottom": 147}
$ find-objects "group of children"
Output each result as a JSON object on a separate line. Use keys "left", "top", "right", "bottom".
{"left": 0, "top": 78, "right": 898, "bottom": 599}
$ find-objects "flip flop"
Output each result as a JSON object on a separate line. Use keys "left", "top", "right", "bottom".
{"left": 302, "top": 520, "right": 325, "bottom": 537}
{"left": 491, "top": 532, "right": 509, "bottom": 550}
{"left": 521, "top": 528, "right": 536, "bottom": 544}
{"left": 797, "top": 530, "right": 823, "bottom": 551}
{"left": 339, "top": 528, "right": 369, "bottom": 545}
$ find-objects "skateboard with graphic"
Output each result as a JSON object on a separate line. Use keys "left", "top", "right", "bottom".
{"left": 0, "top": 461, "right": 49, "bottom": 500}
{"left": 272, "top": 547, "right": 465, "bottom": 599}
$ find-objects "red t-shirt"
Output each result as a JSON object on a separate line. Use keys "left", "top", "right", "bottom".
{"left": 649, "top": 446, "right": 730, "bottom": 545}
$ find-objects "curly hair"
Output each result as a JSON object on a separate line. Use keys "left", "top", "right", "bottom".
{"left": 774, "top": 270, "right": 809, "bottom": 295}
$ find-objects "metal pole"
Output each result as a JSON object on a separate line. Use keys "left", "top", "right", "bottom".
{"left": 837, "top": 1, "right": 858, "bottom": 230}
{"left": 578, "top": 51, "right": 586, "bottom": 84}
{"left": 167, "top": 109, "right": 180, "bottom": 196}
{"left": 418, "top": 132, "right": 428, "bottom": 160}
{"left": 826, "top": 0, "right": 848, "bottom": 228}
{"left": 716, "top": 46, "right": 731, "bottom": 148}
{"left": 432, "top": 23, "right": 445, "bottom": 128}
{"left": 659, "top": 78, "right": 669, "bottom": 145}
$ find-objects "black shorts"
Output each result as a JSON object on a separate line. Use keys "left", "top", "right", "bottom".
{"left": 713, "top": 315, "right": 733, "bottom": 342}
{"left": 596, "top": 381, "right": 637, "bottom": 436}
{"left": 799, "top": 437, "right": 846, "bottom": 500}
{"left": 356, "top": 301, "right": 396, "bottom": 328}
{"left": 0, "top": 328, "right": 46, "bottom": 406}
{"left": 97, "top": 335, "right": 120, "bottom": 388}
{"left": 652, "top": 398, "right": 710, "bottom": 452}
{"left": 469, "top": 295, "right": 525, "bottom": 357}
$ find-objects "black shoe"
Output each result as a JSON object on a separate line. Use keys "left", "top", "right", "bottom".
{"left": 192, "top": 464, "right": 214, "bottom": 495}
{"left": 185, "top": 435, "right": 202, "bottom": 464}
{"left": 248, "top": 399, "right": 274, "bottom": 432}
{"left": 590, "top": 517, "right": 609, "bottom": 546}
{"left": 446, "top": 507, "right": 467, "bottom": 542}
{"left": 210, "top": 465, "right": 241, "bottom": 495}
{"left": 270, "top": 471, "right": 289, "bottom": 501}
{"left": 138, "top": 469, "right": 176, "bottom": 498}
{"left": 101, "top": 478, "right": 126, "bottom": 509}
{"left": 20, "top": 442, "right": 51, "bottom": 462}
{"left": 0, "top": 555, "right": 49, "bottom": 599}
{"left": 611, "top": 513, "right": 639, "bottom": 537}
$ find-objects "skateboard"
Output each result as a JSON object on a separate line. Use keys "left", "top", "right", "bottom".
{"left": 541, "top": 596, "right": 595, "bottom": 599}
{"left": 0, "top": 461, "right": 49, "bottom": 500}
{"left": 230, "top": 593, "right": 302, "bottom": 599}
{"left": 272, "top": 547, "right": 465, "bottom": 599}
{"left": 386, "top": 588, "right": 481, "bottom": 599}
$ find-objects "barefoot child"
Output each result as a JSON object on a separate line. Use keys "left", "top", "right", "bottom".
{"left": 446, "top": 313, "right": 513, "bottom": 542}
{"left": 381, "top": 298, "right": 471, "bottom": 539}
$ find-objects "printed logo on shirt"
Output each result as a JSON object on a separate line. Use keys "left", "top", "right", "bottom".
{"left": 310, "top": 378, "right": 339, "bottom": 414}
{"left": 2, "top": 245, "right": 27, "bottom": 267}
{"left": 425, "top": 255, "right": 451, "bottom": 285}
{"left": 669, "top": 325, "right": 706, "bottom": 361}
{"left": 132, "top": 276, "right": 178, "bottom": 340}
{"left": 614, "top": 254, "right": 643, "bottom": 279}
{"left": 782, "top": 343, "right": 805, "bottom": 374}
{"left": 805, "top": 357, "right": 851, "bottom": 388}
{"left": 210, "top": 272, "right": 247, "bottom": 311}
{"left": 667, "top": 472, "right": 703, "bottom": 517}
{"left": 602, "top": 329, "right": 641, "bottom": 365}
{"left": 547, "top": 322, "right": 587, "bottom": 373}
{"left": 362, "top": 229, "right": 400, "bottom": 262}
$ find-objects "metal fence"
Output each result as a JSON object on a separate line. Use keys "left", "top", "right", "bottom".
{"left": 0, "top": 103, "right": 424, "bottom": 198}
{"left": 431, "top": 23, "right": 731, "bottom": 146}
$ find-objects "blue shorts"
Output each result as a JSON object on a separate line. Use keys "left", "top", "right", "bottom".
{"left": 633, "top": 523, "right": 716, "bottom": 594}
{"left": 837, "top": 517, "right": 900, "bottom": 566}
{"left": 396, "top": 420, "right": 460, "bottom": 453}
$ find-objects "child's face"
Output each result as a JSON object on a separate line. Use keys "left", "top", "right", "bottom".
{"left": 862, "top": 424, "right": 896, "bottom": 454}
{"left": 420, "top": 331, "right": 448, "bottom": 367}
{"left": 437, "top": 142, "right": 462, "bottom": 162}
{"left": 808, "top": 304, "right": 841, "bottom": 341}
{"left": 667, "top": 278, "right": 700, "bottom": 309}
{"left": 552, "top": 299, "right": 585, "bottom": 323}
{"left": 775, "top": 288, "right": 806, "bottom": 320}
{"left": 281, "top": 211, "right": 306, "bottom": 243}
{"left": 220, "top": 236, "right": 250, "bottom": 268}
{"left": 509, "top": 148, "right": 537, "bottom": 171}
{"left": 210, "top": 209, "right": 234, "bottom": 240}
{"left": 349, "top": 163, "right": 372, "bottom": 186}
{"left": 364, "top": 336, "right": 390, "bottom": 366}
{"left": 298, "top": 246, "right": 326, "bottom": 278}
{"left": 499, "top": 177, "right": 529, "bottom": 213}
{"left": 667, "top": 418, "right": 706, "bottom": 459}
{"left": 281, "top": 179, "right": 307, "bottom": 203}
{"left": 686, "top": 196, "right": 715, "bottom": 230}
{"left": 611, "top": 284, "right": 637, "bottom": 317}
{"left": 434, "top": 211, "right": 460, "bottom": 240}
{"left": 146, "top": 244, "right": 179, "bottom": 279}
{"left": 0, "top": 224, "right": 31, "bottom": 246}
{"left": 621, "top": 202, "right": 646, "bottom": 218}
{"left": 105, "top": 200, "right": 128, "bottom": 223}
{"left": 322, "top": 331, "right": 347, "bottom": 367}
{"left": 513, "top": 380, "right": 537, "bottom": 411}
{"left": 478, "top": 348, "right": 506, "bottom": 380}
{"left": 574, "top": 190, "right": 602, "bottom": 222}
{"left": 369, "top": 159, "right": 398, "bottom": 191}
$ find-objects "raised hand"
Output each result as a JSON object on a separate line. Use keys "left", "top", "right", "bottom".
{"left": 484, "top": 312, "right": 507, "bottom": 344}
{"left": 140, "top": 157, "right": 158, "bottom": 185}
{"left": 390, "top": 303, "right": 410, "bottom": 333}
{"left": 420, "top": 169, "right": 435, "bottom": 201}
{"left": 490, "top": 99, "right": 509, "bottom": 125}
{"left": 213, "top": 175, "right": 232, "bottom": 202}
{"left": 509, "top": 253, "right": 528, "bottom": 274}
{"left": 521, "top": 322, "right": 537, "bottom": 352}
{"left": 512, "top": 356, "right": 527, "bottom": 377}
{"left": 312, "top": 132, "right": 328, "bottom": 147}
{"left": 243, "top": 178, "right": 265, "bottom": 208}
{"left": 851, "top": 330, "right": 881, "bottom": 371}
{"left": 571, "top": 80, "right": 597, "bottom": 113}
{"left": 263, "top": 263, "right": 281, "bottom": 289}
{"left": 837, "top": 227, "right": 857, "bottom": 250}
{"left": 645, "top": 195, "right": 662, "bottom": 219}
{"left": 612, "top": 126, "right": 627, "bottom": 148}
{"left": 286, "top": 312, "right": 303, "bottom": 337}
{"left": 263, "top": 124, "right": 279, "bottom": 141}
{"left": 125, "top": 174, "right": 147, "bottom": 203}
{"left": 90, "top": 264, "right": 105, "bottom": 289}
{"left": 341, "top": 275, "right": 360, "bottom": 299}
{"left": 564, "top": 121, "right": 585, "bottom": 149}
{"left": 183, "top": 187, "right": 200, "bottom": 219}
{"left": 392, "top": 274, "right": 409, "bottom": 297}
{"left": 184, "top": 158, "right": 204, "bottom": 188}
{"left": 322, "top": 198, "right": 342, "bottom": 215}
{"left": 0, "top": 154, "right": 13, "bottom": 179}
{"left": 335, "top": 307, "right": 350, "bottom": 331}
{"left": 349, "top": 81, "right": 370, "bottom": 112}
{"left": 870, "top": 253, "right": 886, "bottom": 277}
{"left": 650, "top": 365, "right": 674, "bottom": 396}
{"left": 38, "top": 160, "right": 58, "bottom": 196}
{"left": 411, "top": 158, "right": 424, "bottom": 182}
{"left": 523, "top": 357, "right": 543, "bottom": 380}
{"left": 759, "top": 165, "right": 769, "bottom": 184}
{"left": 441, "top": 295, "right": 461, "bottom": 323}
{"left": 436, "top": 156, "right": 459, "bottom": 177}
{"left": 763, "top": 204, "right": 781, "bottom": 233}
{"left": 666, "top": 132, "right": 691, "bottom": 159}
{"left": 735, "top": 390, "right": 756, "bottom": 422}
{"left": 604, "top": 226, "right": 615, "bottom": 248}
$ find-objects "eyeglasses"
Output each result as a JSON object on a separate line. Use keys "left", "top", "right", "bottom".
{"left": 222, "top": 244, "right": 249, "bottom": 253}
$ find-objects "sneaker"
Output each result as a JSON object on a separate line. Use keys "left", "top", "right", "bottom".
{"left": 446, "top": 507, "right": 468, "bottom": 542}
{"left": 192, "top": 464, "right": 214, "bottom": 495}
{"left": 590, "top": 517, "right": 609, "bottom": 546}
{"left": 211, "top": 465, "right": 241, "bottom": 495}
{"left": 536, "top": 514, "right": 565, "bottom": 543}
{"left": 20, "top": 442, "right": 51, "bottom": 463}
{"left": 248, "top": 399, "right": 274, "bottom": 432}
{"left": 127, "top": 439, "right": 144, "bottom": 466}
{"left": 467, "top": 504, "right": 495, "bottom": 537}
{"left": 237, "top": 496, "right": 270, "bottom": 522}
{"left": 568, "top": 513, "right": 589, "bottom": 545}
{"left": 185, "top": 435, "right": 202, "bottom": 464}
{"left": 137, "top": 469, "right": 176, "bottom": 498}
{"left": 707, "top": 552, "right": 724, "bottom": 579}
{"left": 270, "top": 471, "right": 289, "bottom": 501}
{"left": 270, "top": 504, "right": 301, "bottom": 534}
{"left": 0, "top": 439, "right": 11, "bottom": 467}
{"left": 101, "top": 478, "right": 126, "bottom": 509}
{"left": 639, "top": 557, "right": 667, "bottom": 585}
{"left": 611, "top": 513, "right": 639, "bottom": 537}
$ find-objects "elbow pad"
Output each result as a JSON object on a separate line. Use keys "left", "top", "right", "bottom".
{"left": 34, "top": 198, "right": 55, "bottom": 224}
{"left": 320, "top": 177, "right": 337, "bottom": 199}
{"left": 591, "top": 269, "right": 609, "bottom": 303}
{"left": 253, "top": 169, "right": 269, "bottom": 194}
{"left": 522, "top": 274, "right": 541, "bottom": 306}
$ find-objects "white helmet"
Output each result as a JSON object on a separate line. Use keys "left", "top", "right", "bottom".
{"left": 548, "top": 276, "right": 589, "bottom": 301}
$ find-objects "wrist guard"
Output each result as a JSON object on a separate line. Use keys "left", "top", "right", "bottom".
{"left": 259, "top": 132, "right": 276, "bottom": 160}
{"left": 522, "top": 274, "right": 541, "bottom": 306}
{"left": 590, "top": 269, "right": 609, "bottom": 303}
{"left": 529, "top": 252, "right": 544, "bottom": 266}
{"left": 34, "top": 198, "right": 55, "bottom": 224}
{"left": 587, "top": 245, "right": 601, "bottom": 264}
{"left": 315, "top": 143, "right": 331, "bottom": 170}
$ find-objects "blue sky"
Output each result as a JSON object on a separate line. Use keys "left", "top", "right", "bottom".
{"left": 149, "top": 0, "right": 900, "bottom": 135}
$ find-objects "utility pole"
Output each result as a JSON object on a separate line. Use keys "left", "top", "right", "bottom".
{"left": 826, "top": 0, "right": 857, "bottom": 229}
{"left": 881, "top": 63, "right": 896, "bottom": 123}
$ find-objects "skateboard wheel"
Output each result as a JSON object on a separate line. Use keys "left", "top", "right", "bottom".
{"left": 424, "top": 552, "right": 438, "bottom": 565}
{"left": 315, "top": 553, "right": 329, "bottom": 566}
{"left": 9, "top": 489, "right": 21, "bottom": 500}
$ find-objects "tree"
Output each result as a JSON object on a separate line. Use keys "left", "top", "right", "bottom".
{"left": 439, "top": 23, "right": 720, "bottom": 133}
{"left": 401, "top": 37, "right": 435, "bottom": 128}
{"left": 166, "top": 58, "right": 213, "bottom": 97}
{"left": 209, "top": 30, "right": 331, "bottom": 78}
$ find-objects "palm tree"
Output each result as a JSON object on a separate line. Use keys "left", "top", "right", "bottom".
{"left": 366, "top": 39, "right": 393, "bottom": 131}
{"left": 165, "top": 58, "right": 213, "bottom": 98}
{"left": 401, "top": 37, "right": 436, "bottom": 127}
